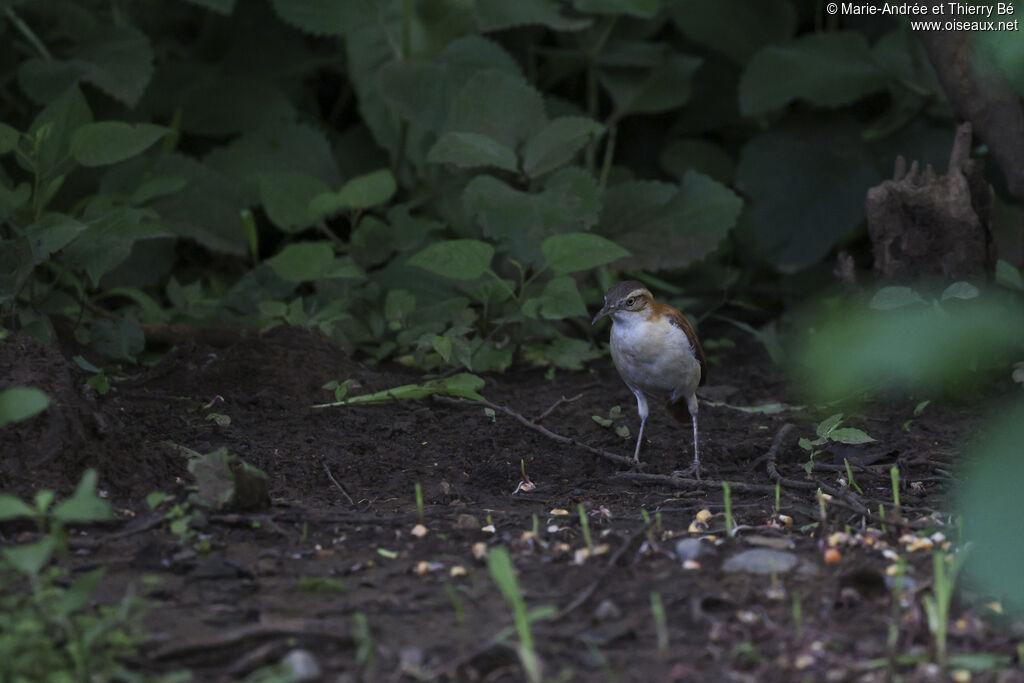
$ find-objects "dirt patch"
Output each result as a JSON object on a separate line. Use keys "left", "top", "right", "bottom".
{"left": 1, "top": 327, "right": 1017, "bottom": 681}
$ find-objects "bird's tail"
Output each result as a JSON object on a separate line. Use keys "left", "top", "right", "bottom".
{"left": 665, "top": 397, "right": 691, "bottom": 423}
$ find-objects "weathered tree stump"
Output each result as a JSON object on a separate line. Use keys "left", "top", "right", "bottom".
{"left": 866, "top": 122, "right": 995, "bottom": 283}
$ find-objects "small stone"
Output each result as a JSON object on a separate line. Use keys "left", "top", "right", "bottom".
{"left": 594, "top": 599, "right": 621, "bottom": 621}
{"left": 472, "top": 542, "right": 488, "bottom": 560}
{"left": 450, "top": 565, "right": 466, "bottom": 577}
{"left": 282, "top": 649, "right": 321, "bottom": 682}
{"left": 454, "top": 514, "right": 479, "bottom": 530}
{"left": 695, "top": 509, "right": 713, "bottom": 524}
{"left": 411, "top": 524, "right": 428, "bottom": 538}
{"left": 675, "top": 538, "right": 705, "bottom": 562}
{"left": 682, "top": 559, "right": 701, "bottom": 570}
{"left": 723, "top": 549, "right": 798, "bottom": 575}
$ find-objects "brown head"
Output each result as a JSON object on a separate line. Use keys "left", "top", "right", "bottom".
{"left": 591, "top": 281, "right": 653, "bottom": 325}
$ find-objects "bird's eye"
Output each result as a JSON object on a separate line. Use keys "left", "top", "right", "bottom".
{"left": 625, "top": 297, "right": 636, "bottom": 306}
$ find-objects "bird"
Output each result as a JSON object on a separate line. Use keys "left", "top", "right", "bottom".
{"left": 592, "top": 281, "right": 707, "bottom": 478}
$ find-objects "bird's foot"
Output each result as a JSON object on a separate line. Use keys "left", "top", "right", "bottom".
{"left": 670, "top": 462, "right": 701, "bottom": 481}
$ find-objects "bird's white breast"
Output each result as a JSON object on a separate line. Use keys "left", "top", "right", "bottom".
{"left": 609, "top": 312, "right": 701, "bottom": 400}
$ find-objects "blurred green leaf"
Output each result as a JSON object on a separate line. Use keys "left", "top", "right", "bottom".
{"left": 522, "top": 336, "right": 601, "bottom": 369}
{"left": 0, "top": 493, "right": 36, "bottom": 520}
{"left": 740, "top": 31, "right": 887, "bottom": 116}
{"left": 541, "top": 233, "right": 629, "bottom": 275}
{"left": 523, "top": 276, "right": 588, "bottom": 320}
{"left": 830, "top": 427, "right": 875, "bottom": 444}
{"left": 573, "top": 0, "right": 658, "bottom": 18}
{"left": 0, "top": 122, "right": 19, "bottom": 155}
{"left": 870, "top": 286, "right": 925, "bottom": 310}
{"left": 996, "top": 259, "right": 1024, "bottom": 291}
{"left": 446, "top": 71, "right": 547, "bottom": 148}
{"left": 63, "top": 208, "right": 169, "bottom": 286}
{"left": 259, "top": 171, "right": 330, "bottom": 232}
{"left": 427, "top": 132, "right": 519, "bottom": 172}
{"left": 2, "top": 537, "right": 56, "bottom": 576}
{"left": 267, "top": 0, "right": 372, "bottom": 36}
{"left": 52, "top": 469, "right": 115, "bottom": 524}
{"left": 70, "top": 122, "right": 170, "bottom": 167}
{"left": 315, "top": 373, "right": 486, "bottom": 406}
{"left": 0, "top": 387, "right": 50, "bottom": 427}
{"left": 941, "top": 281, "right": 980, "bottom": 301}
{"left": 181, "top": 0, "right": 237, "bottom": 13}
{"left": 670, "top": 0, "right": 797, "bottom": 65}
{"left": 408, "top": 239, "right": 495, "bottom": 280}
{"left": 26, "top": 85, "right": 93, "bottom": 180}
{"left": 523, "top": 117, "right": 603, "bottom": 178}
{"left": 659, "top": 138, "right": 736, "bottom": 185}
{"left": 599, "top": 46, "right": 702, "bottom": 116}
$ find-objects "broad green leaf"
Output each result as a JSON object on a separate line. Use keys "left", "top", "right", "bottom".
{"left": 63, "top": 208, "right": 168, "bottom": 286}
{"left": 736, "top": 125, "right": 880, "bottom": 270}
{"left": 175, "top": 75, "right": 296, "bottom": 137}
{"left": 739, "top": 31, "right": 887, "bottom": 116}
{"left": 0, "top": 387, "right": 50, "bottom": 427}
{"left": 599, "top": 46, "right": 702, "bottom": 115}
{"left": 54, "top": 568, "right": 106, "bottom": 618}
{"left": 464, "top": 168, "right": 600, "bottom": 266}
{"left": 129, "top": 174, "right": 188, "bottom": 205}
{"left": 0, "top": 494, "right": 35, "bottom": 520}
{"left": 427, "top": 132, "right": 519, "bottom": 172}
{"left": 975, "top": 18, "right": 1024, "bottom": 97}
{"left": 533, "top": 276, "right": 588, "bottom": 320}
{"left": 522, "top": 336, "right": 602, "bottom": 370}
{"left": 541, "top": 233, "right": 629, "bottom": 274}
{"left": 314, "top": 373, "right": 486, "bottom": 406}
{"left": 477, "top": 0, "right": 591, "bottom": 31}
{"left": 446, "top": 71, "right": 547, "bottom": 149}
{"left": 2, "top": 537, "right": 56, "bottom": 576}
{"left": 26, "top": 85, "right": 93, "bottom": 180}
{"left": 265, "top": 242, "right": 336, "bottom": 282}
{"left": 52, "top": 470, "right": 115, "bottom": 524}
{"left": 996, "top": 259, "right": 1024, "bottom": 291}
{"left": 816, "top": 413, "right": 845, "bottom": 438}
{"left": 70, "top": 122, "right": 170, "bottom": 166}
{"left": 940, "top": 281, "right": 980, "bottom": 301}
{"left": 378, "top": 62, "right": 461, "bottom": 133}
{"left": 596, "top": 172, "right": 741, "bottom": 272}
{"left": 669, "top": 0, "right": 796, "bottom": 65}
{"left": 0, "top": 122, "right": 18, "bottom": 154}
{"left": 90, "top": 317, "right": 145, "bottom": 362}
{"left": 572, "top": 0, "right": 659, "bottom": 17}
{"left": 26, "top": 213, "right": 87, "bottom": 263}
{"left": 523, "top": 117, "right": 603, "bottom": 178}
{"left": 829, "top": 427, "right": 875, "bottom": 445}
{"left": 267, "top": 0, "right": 373, "bottom": 36}
{"left": 0, "top": 181, "right": 31, "bottom": 221}
{"left": 870, "top": 286, "right": 925, "bottom": 310}
{"left": 309, "top": 169, "right": 397, "bottom": 219}
{"left": 408, "top": 239, "right": 495, "bottom": 280}
{"left": 259, "top": 171, "right": 331, "bottom": 232}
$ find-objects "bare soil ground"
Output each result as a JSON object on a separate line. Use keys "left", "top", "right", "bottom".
{"left": 2, "top": 326, "right": 1021, "bottom": 681}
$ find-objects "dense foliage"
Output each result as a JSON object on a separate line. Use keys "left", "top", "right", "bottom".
{"left": 0, "top": 0, "right": 1007, "bottom": 371}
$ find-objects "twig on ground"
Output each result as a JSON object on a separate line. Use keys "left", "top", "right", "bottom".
{"left": 535, "top": 393, "right": 583, "bottom": 423}
{"left": 151, "top": 619, "right": 352, "bottom": 661}
{"left": 322, "top": 461, "right": 355, "bottom": 507}
{"left": 433, "top": 395, "right": 635, "bottom": 468}
{"left": 554, "top": 528, "right": 643, "bottom": 621}
{"left": 612, "top": 471, "right": 780, "bottom": 495}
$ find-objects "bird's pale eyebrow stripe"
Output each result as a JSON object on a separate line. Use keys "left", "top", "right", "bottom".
{"left": 625, "top": 289, "right": 647, "bottom": 300}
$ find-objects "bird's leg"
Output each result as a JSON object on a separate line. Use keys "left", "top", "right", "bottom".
{"left": 671, "top": 394, "right": 701, "bottom": 480}
{"left": 631, "top": 389, "right": 649, "bottom": 464}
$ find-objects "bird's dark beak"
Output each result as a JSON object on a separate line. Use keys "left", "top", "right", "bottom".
{"left": 592, "top": 304, "right": 611, "bottom": 326}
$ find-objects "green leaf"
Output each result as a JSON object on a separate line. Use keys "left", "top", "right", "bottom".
{"left": 70, "top": 122, "right": 170, "bottom": 166}
{"left": 181, "top": 0, "right": 236, "bottom": 13}
{"left": 523, "top": 117, "right": 603, "bottom": 178}
{"left": 446, "top": 71, "right": 547, "bottom": 149}
{"left": 659, "top": 139, "right": 736, "bottom": 185}
{"left": 596, "top": 171, "right": 741, "bottom": 272}
{"left": 0, "top": 387, "right": 51, "bottom": 427}
{"left": 541, "top": 233, "right": 629, "bottom": 275}
{"left": 870, "top": 286, "right": 925, "bottom": 311}
{"left": 464, "top": 168, "right": 600, "bottom": 266}
{"left": 90, "top": 317, "right": 145, "bottom": 362}
{"left": 63, "top": 208, "right": 168, "bottom": 287}
{"left": 309, "top": 169, "right": 397, "bottom": 219}
{"left": 592, "top": 414, "right": 613, "bottom": 427}
{"left": 669, "top": 0, "right": 796, "bottom": 65}
{"left": 52, "top": 470, "right": 115, "bottom": 524}
{"left": 2, "top": 537, "right": 56, "bottom": 576}
{"left": 476, "top": 0, "right": 592, "bottom": 31}
{"left": 0, "top": 122, "right": 19, "bottom": 155}
{"left": 54, "top": 567, "right": 106, "bottom": 618}
{"left": 259, "top": 171, "right": 331, "bottom": 232}
{"left": 315, "top": 373, "right": 486, "bottom": 406}
{"left": 26, "top": 85, "right": 93, "bottom": 180}
{"left": 265, "top": 242, "right": 336, "bottom": 282}
{"left": 829, "top": 427, "right": 875, "bottom": 445}
{"left": 522, "top": 336, "right": 602, "bottom": 370}
{"left": 267, "top": 0, "right": 372, "bottom": 36}
{"left": 572, "top": 0, "right": 659, "bottom": 18}
{"left": 940, "top": 281, "right": 980, "bottom": 301}
{"left": 427, "top": 132, "right": 519, "bottom": 172}
{"left": 816, "top": 413, "right": 844, "bottom": 438}
{"left": 736, "top": 125, "right": 880, "bottom": 270}
{"left": 533, "top": 276, "right": 588, "bottom": 320}
{"left": 599, "top": 46, "right": 702, "bottom": 115}
{"left": 739, "top": 31, "right": 887, "bottom": 116}
{"left": 0, "top": 494, "right": 36, "bottom": 520}
{"left": 996, "top": 259, "right": 1024, "bottom": 291}
{"left": 408, "top": 239, "right": 495, "bottom": 280}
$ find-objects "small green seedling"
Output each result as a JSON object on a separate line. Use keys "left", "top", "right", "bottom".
{"left": 650, "top": 591, "right": 669, "bottom": 658}
{"left": 313, "top": 374, "right": 484, "bottom": 407}
{"left": 578, "top": 504, "right": 593, "bottom": 550}
{"left": 891, "top": 466, "right": 902, "bottom": 524}
{"left": 799, "top": 413, "right": 875, "bottom": 475}
{"left": 488, "top": 547, "right": 542, "bottom": 683}
{"left": 352, "top": 612, "right": 376, "bottom": 678}
{"left": 923, "top": 550, "right": 968, "bottom": 669}
{"left": 792, "top": 589, "right": 803, "bottom": 639}
{"left": 414, "top": 482, "right": 424, "bottom": 524}
{"left": 844, "top": 458, "right": 864, "bottom": 495}
{"left": 722, "top": 481, "right": 734, "bottom": 536}
{"left": 591, "top": 405, "right": 630, "bottom": 438}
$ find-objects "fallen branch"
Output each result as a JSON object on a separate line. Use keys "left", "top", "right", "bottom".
{"left": 535, "top": 393, "right": 583, "bottom": 423}
{"left": 150, "top": 619, "right": 352, "bottom": 661}
{"left": 612, "top": 471, "right": 780, "bottom": 495}
{"left": 432, "top": 395, "right": 635, "bottom": 468}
